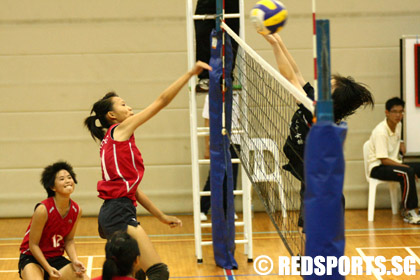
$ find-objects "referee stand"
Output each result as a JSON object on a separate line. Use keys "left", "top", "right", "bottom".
{"left": 185, "top": 0, "right": 253, "bottom": 264}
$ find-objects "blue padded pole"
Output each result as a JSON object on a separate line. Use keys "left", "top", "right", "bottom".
{"left": 304, "top": 19, "right": 346, "bottom": 279}
{"left": 209, "top": 28, "right": 237, "bottom": 270}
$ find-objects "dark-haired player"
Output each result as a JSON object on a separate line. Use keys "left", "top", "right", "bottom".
{"left": 262, "top": 33, "right": 374, "bottom": 228}
{"left": 18, "top": 161, "right": 88, "bottom": 280}
{"left": 92, "top": 231, "right": 141, "bottom": 280}
{"left": 84, "top": 61, "right": 211, "bottom": 280}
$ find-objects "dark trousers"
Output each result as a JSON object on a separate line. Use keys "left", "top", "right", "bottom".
{"left": 195, "top": 0, "right": 240, "bottom": 80}
{"left": 370, "top": 162, "right": 420, "bottom": 210}
{"left": 200, "top": 144, "right": 240, "bottom": 214}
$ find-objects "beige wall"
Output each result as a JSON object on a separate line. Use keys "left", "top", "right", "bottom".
{"left": 1, "top": 0, "right": 419, "bottom": 217}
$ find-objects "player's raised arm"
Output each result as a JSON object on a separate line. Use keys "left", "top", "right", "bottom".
{"left": 272, "top": 33, "right": 306, "bottom": 87}
{"left": 262, "top": 34, "right": 305, "bottom": 95}
{"left": 113, "top": 61, "right": 212, "bottom": 141}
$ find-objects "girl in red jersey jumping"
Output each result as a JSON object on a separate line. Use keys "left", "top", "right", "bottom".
{"left": 92, "top": 231, "right": 141, "bottom": 280}
{"left": 84, "top": 61, "right": 211, "bottom": 280}
{"left": 18, "top": 161, "right": 89, "bottom": 280}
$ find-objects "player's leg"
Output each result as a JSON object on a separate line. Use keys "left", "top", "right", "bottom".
{"left": 298, "top": 181, "right": 305, "bottom": 229}
{"left": 39, "top": 255, "right": 88, "bottom": 280}
{"left": 127, "top": 225, "right": 169, "bottom": 280}
{"left": 58, "top": 263, "right": 89, "bottom": 280}
{"left": 20, "top": 263, "right": 44, "bottom": 280}
{"left": 19, "top": 254, "right": 45, "bottom": 280}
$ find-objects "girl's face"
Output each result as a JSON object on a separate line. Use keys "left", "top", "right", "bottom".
{"left": 52, "top": 169, "right": 75, "bottom": 197}
{"left": 108, "top": 97, "right": 134, "bottom": 123}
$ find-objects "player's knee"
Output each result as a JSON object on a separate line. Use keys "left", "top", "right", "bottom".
{"left": 145, "top": 263, "right": 169, "bottom": 280}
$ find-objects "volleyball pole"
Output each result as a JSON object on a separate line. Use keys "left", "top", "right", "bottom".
{"left": 304, "top": 20, "right": 346, "bottom": 279}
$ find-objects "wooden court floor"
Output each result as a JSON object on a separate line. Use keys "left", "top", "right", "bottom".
{"left": 1, "top": 209, "right": 420, "bottom": 279}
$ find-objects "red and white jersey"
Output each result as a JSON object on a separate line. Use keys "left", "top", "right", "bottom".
{"left": 97, "top": 124, "right": 145, "bottom": 205}
{"left": 20, "top": 197, "right": 79, "bottom": 258}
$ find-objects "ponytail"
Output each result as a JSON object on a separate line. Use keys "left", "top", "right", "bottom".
{"left": 84, "top": 92, "right": 118, "bottom": 142}
{"left": 102, "top": 258, "right": 120, "bottom": 280}
{"left": 102, "top": 231, "right": 140, "bottom": 279}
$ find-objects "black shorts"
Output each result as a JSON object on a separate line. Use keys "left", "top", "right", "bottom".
{"left": 18, "top": 254, "right": 71, "bottom": 280}
{"left": 98, "top": 197, "right": 140, "bottom": 239}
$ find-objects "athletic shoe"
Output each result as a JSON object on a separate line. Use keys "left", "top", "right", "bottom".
{"left": 200, "top": 212, "right": 208, "bottom": 221}
{"left": 196, "top": 79, "right": 209, "bottom": 93}
{"left": 403, "top": 211, "right": 420, "bottom": 224}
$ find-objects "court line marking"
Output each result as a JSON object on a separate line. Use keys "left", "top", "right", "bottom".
{"left": 405, "top": 247, "right": 420, "bottom": 265}
{"left": 356, "top": 248, "right": 383, "bottom": 280}
{"left": 0, "top": 236, "right": 284, "bottom": 247}
{"left": 86, "top": 256, "right": 93, "bottom": 278}
{"left": 358, "top": 246, "right": 420, "bottom": 250}
{"left": 0, "top": 255, "right": 105, "bottom": 261}
{"left": 1, "top": 227, "right": 420, "bottom": 242}
{"left": 2, "top": 231, "right": 420, "bottom": 248}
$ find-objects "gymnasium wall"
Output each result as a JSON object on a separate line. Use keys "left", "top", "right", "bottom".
{"left": 1, "top": 0, "right": 419, "bottom": 217}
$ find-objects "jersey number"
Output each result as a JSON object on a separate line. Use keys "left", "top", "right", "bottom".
{"left": 52, "top": 234, "right": 63, "bottom": 248}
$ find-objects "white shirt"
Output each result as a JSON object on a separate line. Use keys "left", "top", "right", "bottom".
{"left": 202, "top": 93, "right": 240, "bottom": 145}
{"left": 367, "top": 118, "right": 402, "bottom": 173}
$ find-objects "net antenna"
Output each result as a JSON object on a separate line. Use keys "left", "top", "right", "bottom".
{"left": 312, "top": 0, "right": 318, "bottom": 100}
{"left": 222, "top": 22, "right": 314, "bottom": 257}
{"left": 217, "top": 0, "right": 228, "bottom": 136}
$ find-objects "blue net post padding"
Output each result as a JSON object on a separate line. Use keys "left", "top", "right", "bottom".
{"left": 209, "top": 28, "right": 237, "bottom": 269}
{"left": 304, "top": 121, "right": 347, "bottom": 279}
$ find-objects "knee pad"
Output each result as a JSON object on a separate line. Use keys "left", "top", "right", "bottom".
{"left": 146, "top": 263, "right": 169, "bottom": 280}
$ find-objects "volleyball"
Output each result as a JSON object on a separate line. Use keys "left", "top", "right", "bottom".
{"left": 250, "top": 0, "right": 288, "bottom": 35}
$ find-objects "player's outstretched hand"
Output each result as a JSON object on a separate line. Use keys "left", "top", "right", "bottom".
{"left": 189, "top": 61, "right": 212, "bottom": 76}
{"left": 161, "top": 214, "right": 183, "bottom": 228}
{"left": 72, "top": 260, "right": 87, "bottom": 277}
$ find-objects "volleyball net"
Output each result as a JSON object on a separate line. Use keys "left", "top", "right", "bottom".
{"left": 221, "top": 22, "right": 314, "bottom": 257}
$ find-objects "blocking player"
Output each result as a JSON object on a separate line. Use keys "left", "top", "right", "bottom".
{"left": 262, "top": 33, "right": 374, "bottom": 228}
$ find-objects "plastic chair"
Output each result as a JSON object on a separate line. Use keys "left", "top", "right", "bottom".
{"left": 249, "top": 138, "right": 287, "bottom": 217}
{"left": 363, "top": 140, "right": 399, "bottom": 222}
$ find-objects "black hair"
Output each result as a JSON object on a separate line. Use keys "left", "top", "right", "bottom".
{"left": 385, "top": 97, "right": 405, "bottom": 111}
{"left": 331, "top": 74, "right": 375, "bottom": 123}
{"left": 84, "top": 92, "right": 118, "bottom": 142}
{"left": 102, "top": 231, "right": 140, "bottom": 280}
{"left": 40, "top": 161, "right": 77, "bottom": 197}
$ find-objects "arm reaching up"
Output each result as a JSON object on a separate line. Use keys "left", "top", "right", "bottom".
{"left": 263, "top": 34, "right": 305, "bottom": 95}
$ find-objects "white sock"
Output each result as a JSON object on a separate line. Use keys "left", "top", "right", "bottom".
{"left": 407, "top": 209, "right": 417, "bottom": 217}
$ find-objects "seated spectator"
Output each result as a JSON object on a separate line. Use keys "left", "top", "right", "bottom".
{"left": 367, "top": 97, "right": 420, "bottom": 224}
